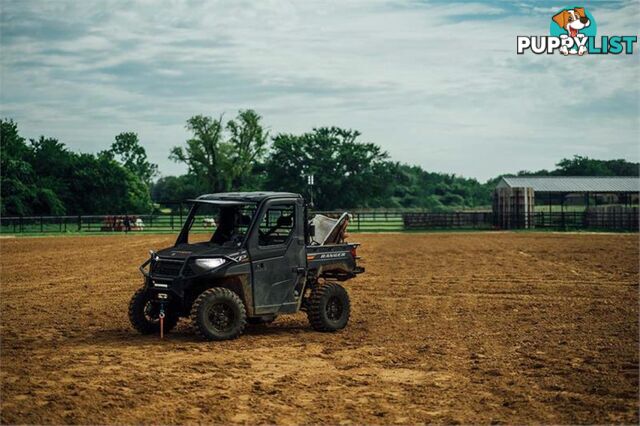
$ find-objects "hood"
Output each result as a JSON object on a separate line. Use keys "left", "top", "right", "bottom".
{"left": 155, "top": 242, "right": 245, "bottom": 261}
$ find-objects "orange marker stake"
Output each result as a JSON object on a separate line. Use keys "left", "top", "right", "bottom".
{"left": 159, "top": 312, "right": 165, "bottom": 339}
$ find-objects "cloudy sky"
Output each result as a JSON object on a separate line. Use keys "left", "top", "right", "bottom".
{"left": 1, "top": 0, "right": 638, "bottom": 181}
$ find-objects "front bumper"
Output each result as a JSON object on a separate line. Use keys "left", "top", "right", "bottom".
{"left": 140, "top": 258, "right": 186, "bottom": 300}
{"left": 139, "top": 255, "right": 234, "bottom": 301}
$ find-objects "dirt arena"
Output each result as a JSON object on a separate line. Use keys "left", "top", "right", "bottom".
{"left": 1, "top": 232, "right": 638, "bottom": 424}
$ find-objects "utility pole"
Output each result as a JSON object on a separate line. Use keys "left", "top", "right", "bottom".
{"left": 307, "top": 174, "right": 315, "bottom": 208}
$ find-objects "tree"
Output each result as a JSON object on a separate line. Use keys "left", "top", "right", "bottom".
{"left": 68, "top": 153, "right": 152, "bottom": 214}
{"left": 388, "top": 164, "right": 490, "bottom": 210}
{"left": 225, "top": 109, "right": 269, "bottom": 189}
{"left": 502, "top": 156, "right": 640, "bottom": 178}
{"left": 0, "top": 119, "right": 154, "bottom": 215}
{"left": 265, "top": 127, "right": 393, "bottom": 209}
{"left": 553, "top": 155, "right": 639, "bottom": 176}
{"left": 29, "top": 136, "right": 74, "bottom": 212}
{"left": 170, "top": 115, "right": 225, "bottom": 192}
{"left": 109, "top": 132, "right": 158, "bottom": 186}
{"left": 170, "top": 110, "right": 268, "bottom": 192}
{"left": 0, "top": 120, "right": 57, "bottom": 215}
{"left": 1, "top": 119, "right": 31, "bottom": 215}
{"left": 151, "top": 174, "right": 207, "bottom": 204}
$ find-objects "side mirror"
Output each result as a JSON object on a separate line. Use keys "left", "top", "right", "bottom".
{"left": 309, "top": 224, "right": 315, "bottom": 237}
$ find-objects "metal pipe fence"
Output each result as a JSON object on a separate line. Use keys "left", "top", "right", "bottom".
{"left": 0, "top": 209, "right": 637, "bottom": 234}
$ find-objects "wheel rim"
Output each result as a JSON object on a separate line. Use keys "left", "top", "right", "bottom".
{"left": 326, "top": 296, "right": 343, "bottom": 321}
{"left": 207, "top": 302, "right": 235, "bottom": 332}
{"left": 143, "top": 301, "right": 159, "bottom": 323}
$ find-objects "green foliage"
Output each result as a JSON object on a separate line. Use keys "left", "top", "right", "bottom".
{"left": 1, "top": 119, "right": 44, "bottom": 216}
{"left": 170, "top": 115, "right": 225, "bottom": 191}
{"left": 170, "top": 110, "right": 268, "bottom": 192}
{"left": 4, "top": 114, "right": 639, "bottom": 216}
{"left": 158, "top": 113, "right": 639, "bottom": 211}
{"left": 553, "top": 155, "right": 639, "bottom": 176}
{"left": 226, "top": 110, "right": 269, "bottom": 189}
{"left": 108, "top": 132, "right": 158, "bottom": 185}
{"left": 151, "top": 174, "right": 208, "bottom": 203}
{"left": 383, "top": 164, "right": 491, "bottom": 210}
{"left": 68, "top": 153, "right": 152, "bottom": 214}
{"left": 490, "top": 156, "right": 640, "bottom": 184}
{"left": 0, "top": 120, "right": 66, "bottom": 215}
{"left": 264, "top": 127, "right": 394, "bottom": 209}
{"left": 0, "top": 119, "right": 153, "bottom": 216}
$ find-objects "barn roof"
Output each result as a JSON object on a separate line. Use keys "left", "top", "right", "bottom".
{"left": 496, "top": 176, "right": 640, "bottom": 193}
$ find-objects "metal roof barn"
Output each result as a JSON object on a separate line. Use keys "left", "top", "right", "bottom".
{"left": 492, "top": 176, "right": 639, "bottom": 230}
{"left": 495, "top": 176, "right": 640, "bottom": 193}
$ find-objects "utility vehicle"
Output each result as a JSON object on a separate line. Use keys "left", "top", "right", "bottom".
{"left": 129, "top": 192, "right": 364, "bottom": 340}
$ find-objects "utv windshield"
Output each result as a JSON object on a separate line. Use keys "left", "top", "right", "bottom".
{"left": 182, "top": 201, "right": 257, "bottom": 246}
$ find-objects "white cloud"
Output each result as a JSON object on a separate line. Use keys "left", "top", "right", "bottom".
{"left": 0, "top": 0, "right": 638, "bottom": 181}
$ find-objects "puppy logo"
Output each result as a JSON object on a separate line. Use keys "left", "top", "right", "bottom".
{"left": 517, "top": 7, "right": 637, "bottom": 55}
{"left": 552, "top": 7, "right": 591, "bottom": 55}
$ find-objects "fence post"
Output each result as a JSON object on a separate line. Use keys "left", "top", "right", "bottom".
{"left": 19, "top": 216, "right": 23, "bottom": 233}
{"left": 77, "top": 215, "right": 82, "bottom": 232}
{"left": 170, "top": 212, "right": 174, "bottom": 230}
{"left": 357, "top": 212, "right": 361, "bottom": 232}
{"left": 40, "top": 216, "right": 43, "bottom": 232}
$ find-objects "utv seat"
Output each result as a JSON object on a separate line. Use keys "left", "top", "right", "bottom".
{"left": 309, "top": 212, "right": 350, "bottom": 245}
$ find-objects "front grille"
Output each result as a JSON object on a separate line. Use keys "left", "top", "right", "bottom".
{"left": 151, "top": 260, "right": 184, "bottom": 277}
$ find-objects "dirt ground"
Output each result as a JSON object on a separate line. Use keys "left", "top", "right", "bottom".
{"left": 1, "top": 232, "right": 638, "bottom": 424}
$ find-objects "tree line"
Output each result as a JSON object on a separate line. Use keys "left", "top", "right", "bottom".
{"left": 1, "top": 112, "right": 638, "bottom": 216}
{"left": 1, "top": 120, "right": 153, "bottom": 216}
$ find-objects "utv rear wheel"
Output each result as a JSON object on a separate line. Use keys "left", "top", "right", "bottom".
{"left": 128, "top": 287, "right": 178, "bottom": 335}
{"left": 307, "top": 283, "right": 350, "bottom": 332}
{"left": 190, "top": 287, "right": 247, "bottom": 341}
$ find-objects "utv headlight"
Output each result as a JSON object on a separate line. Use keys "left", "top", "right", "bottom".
{"left": 194, "top": 258, "right": 226, "bottom": 270}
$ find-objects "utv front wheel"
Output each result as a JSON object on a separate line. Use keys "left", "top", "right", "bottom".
{"left": 190, "top": 287, "right": 247, "bottom": 341}
{"left": 307, "top": 283, "right": 350, "bottom": 332}
{"left": 128, "top": 287, "right": 178, "bottom": 334}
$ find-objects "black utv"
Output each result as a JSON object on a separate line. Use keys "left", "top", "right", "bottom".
{"left": 129, "top": 192, "right": 364, "bottom": 341}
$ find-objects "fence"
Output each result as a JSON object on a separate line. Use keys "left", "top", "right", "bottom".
{"left": 533, "top": 210, "right": 639, "bottom": 231}
{"left": 0, "top": 211, "right": 406, "bottom": 234}
{"left": 0, "top": 213, "right": 191, "bottom": 234}
{"left": 0, "top": 209, "right": 637, "bottom": 235}
{"left": 404, "top": 212, "right": 494, "bottom": 229}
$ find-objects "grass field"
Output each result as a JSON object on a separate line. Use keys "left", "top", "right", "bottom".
{"left": 1, "top": 232, "right": 638, "bottom": 424}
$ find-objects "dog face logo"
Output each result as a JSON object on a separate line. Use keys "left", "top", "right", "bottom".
{"left": 551, "top": 7, "right": 592, "bottom": 55}
{"left": 552, "top": 8, "right": 590, "bottom": 38}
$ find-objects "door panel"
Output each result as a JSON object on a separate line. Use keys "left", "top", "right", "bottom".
{"left": 248, "top": 199, "right": 306, "bottom": 314}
